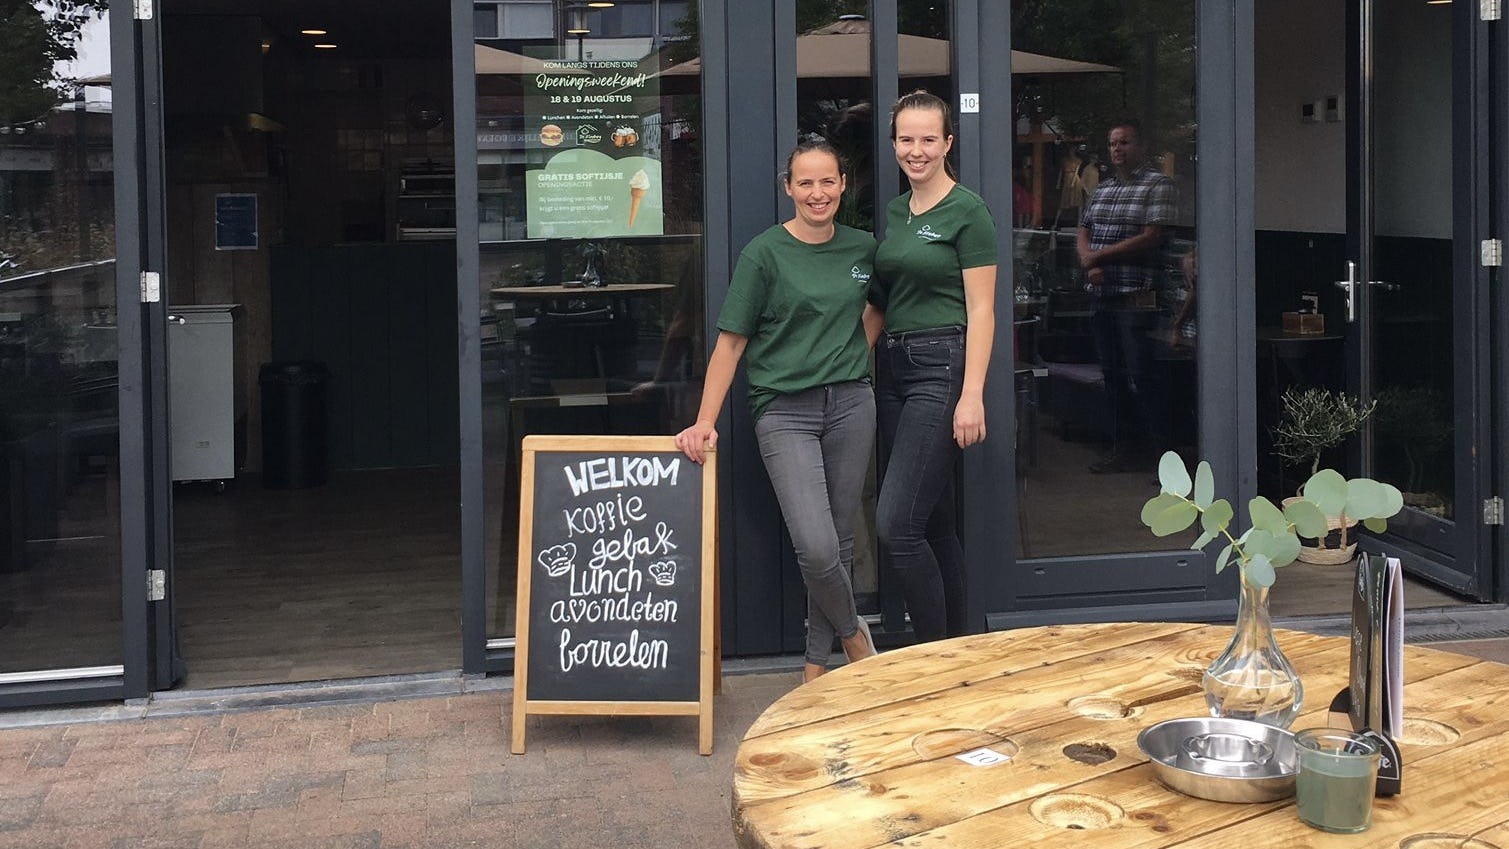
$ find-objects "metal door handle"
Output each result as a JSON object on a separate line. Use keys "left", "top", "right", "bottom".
{"left": 1335, "top": 261, "right": 1359, "bottom": 323}
{"left": 167, "top": 315, "right": 186, "bottom": 325}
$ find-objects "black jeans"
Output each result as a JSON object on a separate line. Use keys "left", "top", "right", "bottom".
{"left": 1091, "top": 295, "right": 1161, "bottom": 449}
{"left": 875, "top": 326, "right": 967, "bottom": 643}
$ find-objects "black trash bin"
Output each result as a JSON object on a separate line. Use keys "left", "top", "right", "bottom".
{"left": 259, "top": 361, "right": 328, "bottom": 489}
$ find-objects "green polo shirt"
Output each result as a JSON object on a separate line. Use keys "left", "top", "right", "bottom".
{"left": 870, "top": 184, "right": 998, "bottom": 333}
{"left": 716, "top": 224, "right": 876, "bottom": 420}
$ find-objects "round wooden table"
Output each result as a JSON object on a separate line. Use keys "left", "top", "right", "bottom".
{"left": 732, "top": 623, "right": 1509, "bottom": 848}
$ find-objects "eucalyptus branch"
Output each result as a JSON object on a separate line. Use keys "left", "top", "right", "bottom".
{"left": 1141, "top": 453, "right": 1404, "bottom": 588}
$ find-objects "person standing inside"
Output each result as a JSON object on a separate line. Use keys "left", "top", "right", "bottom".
{"left": 866, "top": 91, "right": 998, "bottom": 643}
{"left": 1076, "top": 119, "right": 1177, "bottom": 473}
{"left": 675, "top": 139, "right": 877, "bottom": 683}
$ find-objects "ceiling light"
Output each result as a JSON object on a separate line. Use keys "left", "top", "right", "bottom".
{"left": 301, "top": 28, "right": 328, "bottom": 35}
{"left": 566, "top": 8, "right": 589, "bottom": 34}
{"left": 314, "top": 43, "right": 338, "bottom": 49}
{"left": 587, "top": 2, "right": 615, "bottom": 6}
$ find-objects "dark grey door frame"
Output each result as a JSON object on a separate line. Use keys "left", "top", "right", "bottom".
{"left": 989, "top": 2, "right": 1253, "bottom": 628}
{"left": 0, "top": 0, "right": 152, "bottom": 709}
{"left": 1344, "top": 0, "right": 1494, "bottom": 599}
{"left": 1496, "top": 5, "right": 1509, "bottom": 605}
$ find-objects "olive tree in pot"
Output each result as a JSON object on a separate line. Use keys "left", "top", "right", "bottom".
{"left": 1269, "top": 387, "right": 1377, "bottom": 563}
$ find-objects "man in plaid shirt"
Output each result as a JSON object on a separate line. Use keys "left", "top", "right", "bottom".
{"left": 1076, "top": 120, "right": 1177, "bottom": 473}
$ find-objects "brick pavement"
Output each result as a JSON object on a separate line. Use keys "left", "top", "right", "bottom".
{"left": 0, "top": 672, "right": 800, "bottom": 849}
{"left": 2, "top": 638, "right": 1506, "bottom": 848}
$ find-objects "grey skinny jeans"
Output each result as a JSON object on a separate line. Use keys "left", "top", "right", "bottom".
{"left": 753, "top": 379, "right": 875, "bottom": 666}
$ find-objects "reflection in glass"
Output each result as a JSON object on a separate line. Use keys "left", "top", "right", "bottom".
{"left": 1011, "top": 0, "right": 1198, "bottom": 558}
{"left": 1372, "top": 0, "right": 1452, "bottom": 521}
{"left": 477, "top": 1, "right": 704, "bottom": 639}
{"left": 0, "top": 5, "right": 122, "bottom": 673}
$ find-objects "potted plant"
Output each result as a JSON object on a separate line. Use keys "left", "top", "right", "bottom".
{"left": 1269, "top": 387, "right": 1376, "bottom": 563}
{"left": 1141, "top": 452, "right": 1403, "bottom": 728}
{"left": 1271, "top": 386, "right": 1375, "bottom": 480}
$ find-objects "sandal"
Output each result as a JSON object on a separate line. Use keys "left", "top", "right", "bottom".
{"left": 846, "top": 617, "right": 878, "bottom": 663}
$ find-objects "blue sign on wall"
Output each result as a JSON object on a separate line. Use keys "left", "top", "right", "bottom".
{"left": 214, "top": 193, "right": 258, "bottom": 251}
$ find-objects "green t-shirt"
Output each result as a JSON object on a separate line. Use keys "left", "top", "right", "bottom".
{"left": 716, "top": 224, "right": 876, "bottom": 420}
{"left": 870, "top": 184, "right": 998, "bottom": 333}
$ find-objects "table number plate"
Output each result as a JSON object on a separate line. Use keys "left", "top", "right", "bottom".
{"left": 957, "top": 748, "right": 1011, "bottom": 767}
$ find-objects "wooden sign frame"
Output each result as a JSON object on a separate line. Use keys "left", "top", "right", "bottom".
{"left": 511, "top": 435, "right": 719, "bottom": 755}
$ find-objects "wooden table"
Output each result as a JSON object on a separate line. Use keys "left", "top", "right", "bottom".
{"left": 732, "top": 623, "right": 1509, "bottom": 848}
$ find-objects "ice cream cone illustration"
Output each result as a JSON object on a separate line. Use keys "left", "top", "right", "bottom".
{"left": 627, "top": 169, "right": 650, "bottom": 228}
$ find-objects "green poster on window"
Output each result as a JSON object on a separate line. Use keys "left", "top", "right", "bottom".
{"left": 523, "top": 59, "right": 662, "bottom": 238}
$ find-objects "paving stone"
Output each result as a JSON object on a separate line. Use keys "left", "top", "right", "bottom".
{"left": 0, "top": 671, "right": 810, "bottom": 849}
{"left": 25, "top": 740, "right": 76, "bottom": 769}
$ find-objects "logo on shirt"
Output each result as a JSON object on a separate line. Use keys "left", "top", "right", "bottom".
{"left": 850, "top": 265, "right": 872, "bottom": 284}
{"left": 915, "top": 224, "right": 944, "bottom": 242}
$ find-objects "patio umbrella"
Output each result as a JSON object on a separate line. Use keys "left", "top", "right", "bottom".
{"left": 657, "top": 16, "right": 1119, "bottom": 79}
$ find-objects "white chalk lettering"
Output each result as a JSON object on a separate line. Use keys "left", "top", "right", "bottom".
{"left": 569, "top": 562, "right": 643, "bottom": 595}
{"left": 559, "top": 628, "right": 669, "bottom": 672}
{"left": 588, "top": 522, "right": 676, "bottom": 570}
{"left": 562, "top": 493, "right": 646, "bottom": 538}
{"left": 547, "top": 592, "right": 679, "bottom": 625}
{"left": 563, "top": 456, "right": 682, "bottom": 496}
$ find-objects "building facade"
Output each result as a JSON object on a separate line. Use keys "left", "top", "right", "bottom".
{"left": 1, "top": 0, "right": 1504, "bottom": 708}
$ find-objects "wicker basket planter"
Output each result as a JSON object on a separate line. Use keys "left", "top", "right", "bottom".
{"left": 1283, "top": 496, "right": 1358, "bottom": 565}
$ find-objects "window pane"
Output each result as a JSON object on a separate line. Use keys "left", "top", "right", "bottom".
{"left": 502, "top": 2, "right": 553, "bottom": 40}
{"left": 1011, "top": 0, "right": 1199, "bottom": 558}
{"left": 475, "top": 4, "right": 705, "bottom": 641}
{"left": 0, "top": 7, "right": 123, "bottom": 673}
{"left": 474, "top": 5, "right": 499, "bottom": 39}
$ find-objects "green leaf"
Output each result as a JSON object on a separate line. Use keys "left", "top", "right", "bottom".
{"left": 1193, "top": 462, "right": 1214, "bottom": 509}
{"left": 1248, "top": 496, "right": 1288, "bottom": 534}
{"left": 1158, "top": 452, "right": 1192, "bottom": 497}
{"left": 1364, "top": 517, "right": 1388, "bottom": 534}
{"left": 1201, "top": 499, "right": 1234, "bottom": 534}
{"left": 1303, "top": 469, "right": 1348, "bottom": 516}
{"left": 1283, "top": 498, "right": 1329, "bottom": 539}
{"left": 1244, "top": 554, "right": 1276, "bottom": 588}
{"left": 1191, "top": 529, "right": 1217, "bottom": 550}
{"left": 1215, "top": 543, "right": 1234, "bottom": 574}
{"left": 1151, "top": 501, "right": 1199, "bottom": 537}
{"left": 1267, "top": 532, "right": 1302, "bottom": 568}
{"left": 1243, "top": 528, "right": 1274, "bottom": 557}
{"left": 1345, "top": 478, "right": 1389, "bottom": 520}
{"left": 1380, "top": 484, "right": 1404, "bottom": 519}
{"left": 1141, "top": 493, "right": 1184, "bottom": 527}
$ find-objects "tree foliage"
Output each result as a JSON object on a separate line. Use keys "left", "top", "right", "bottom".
{"left": 0, "top": 0, "right": 109, "bottom": 126}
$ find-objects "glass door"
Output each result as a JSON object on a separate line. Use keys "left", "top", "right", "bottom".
{"left": 1341, "top": 0, "right": 1490, "bottom": 598}
{"left": 0, "top": 0, "right": 152, "bottom": 704}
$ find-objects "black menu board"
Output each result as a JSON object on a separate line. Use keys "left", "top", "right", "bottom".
{"left": 511, "top": 435, "right": 717, "bottom": 755}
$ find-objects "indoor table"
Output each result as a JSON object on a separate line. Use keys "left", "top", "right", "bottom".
{"left": 732, "top": 622, "right": 1509, "bottom": 848}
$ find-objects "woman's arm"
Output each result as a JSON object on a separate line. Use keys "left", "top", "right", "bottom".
{"left": 954, "top": 264, "right": 996, "bottom": 448}
{"left": 674, "top": 330, "right": 749, "bottom": 464}
{"left": 862, "top": 303, "right": 885, "bottom": 350}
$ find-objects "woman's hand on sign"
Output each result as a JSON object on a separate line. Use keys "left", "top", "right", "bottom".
{"left": 675, "top": 421, "right": 718, "bottom": 464}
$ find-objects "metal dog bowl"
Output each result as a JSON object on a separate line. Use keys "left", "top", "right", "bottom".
{"left": 1138, "top": 717, "right": 1297, "bottom": 803}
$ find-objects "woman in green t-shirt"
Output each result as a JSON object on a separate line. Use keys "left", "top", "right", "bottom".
{"left": 675, "top": 139, "right": 878, "bottom": 683}
{"left": 865, "top": 91, "right": 998, "bottom": 643}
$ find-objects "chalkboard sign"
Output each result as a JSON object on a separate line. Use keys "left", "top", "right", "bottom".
{"left": 511, "top": 435, "right": 718, "bottom": 755}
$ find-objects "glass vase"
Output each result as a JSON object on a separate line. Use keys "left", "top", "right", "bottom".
{"left": 1202, "top": 577, "right": 1304, "bottom": 728}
